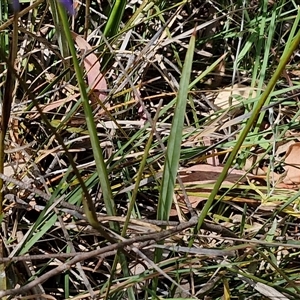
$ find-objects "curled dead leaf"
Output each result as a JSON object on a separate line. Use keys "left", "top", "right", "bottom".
{"left": 71, "top": 32, "right": 107, "bottom": 103}
{"left": 169, "top": 164, "right": 253, "bottom": 216}
{"left": 214, "top": 83, "right": 257, "bottom": 110}
{"left": 282, "top": 142, "right": 300, "bottom": 185}
{"left": 264, "top": 142, "right": 300, "bottom": 189}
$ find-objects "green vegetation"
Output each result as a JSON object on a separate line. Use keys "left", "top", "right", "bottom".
{"left": 0, "top": 0, "right": 300, "bottom": 299}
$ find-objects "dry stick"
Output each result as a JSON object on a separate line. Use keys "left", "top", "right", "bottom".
{"left": 55, "top": 208, "right": 95, "bottom": 297}
{"left": 0, "top": 216, "right": 198, "bottom": 298}
{"left": 0, "top": 0, "right": 44, "bottom": 31}
{"left": 0, "top": 251, "right": 117, "bottom": 263}
{"left": 0, "top": 172, "right": 238, "bottom": 239}
{"left": 114, "top": 231, "right": 195, "bottom": 297}
{"left": 0, "top": 173, "right": 51, "bottom": 201}
{"left": 2, "top": 234, "right": 300, "bottom": 264}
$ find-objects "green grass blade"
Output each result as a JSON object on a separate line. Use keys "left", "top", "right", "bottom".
{"left": 48, "top": 0, "right": 71, "bottom": 81}
{"left": 103, "top": 0, "right": 126, "bottom": 38}
{"left": 57, "top": 4, "right": 136, "bottom": 300}
{"left": 252, "top": 6, "right": 277, "bottom": 136}
{"left": 196, "top": 20, "right": 300, "bottom": 232}
{"left": 56, "top": 3, "right": 116, "bottom": 220}
{"left": 157, "top": 31, "right": 195, "bottom": 221}
{"left": 151, "top": 31, "right": 195, "bottom": 297}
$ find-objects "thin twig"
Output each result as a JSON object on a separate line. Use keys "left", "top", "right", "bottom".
{"left": 0, "top": 172, "right": 239, "bottom": 240}
{"left": 0, "top": 216, "right": 198, "bottom": 297}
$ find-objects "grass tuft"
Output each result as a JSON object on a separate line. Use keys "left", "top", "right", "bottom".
{"left": 0, "top": 1, "right": 300, "bottom": 299}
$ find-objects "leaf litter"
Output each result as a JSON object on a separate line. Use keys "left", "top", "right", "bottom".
{"left": 1, "top": 1, "right": 300, "bottom": 299}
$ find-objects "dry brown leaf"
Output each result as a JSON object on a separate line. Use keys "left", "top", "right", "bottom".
{"left": 276, "top": 140, "right": 295, "bottom": 156}
{"left": 289, "top": 70, "right": 300, "bottom": 77}
{"left": 179, "top": 164, "right": 250, "bottom": 185}
{"left": 266, "top": 142, "right": 300, "bottom": 189}
{"left": 71, "top": 32, "right": 107, "bottom": 103}
{"left": 214, "top": 83, "right": 257, "bottom": 110}
{"left": 282, "top": 142, "right": 300, "bottom": 185}
{"left": 29, "top": 93, "right": 80, "bottom": 119}
{"left": 169, "top": 164, "right": 253, "bottom": 216}
{"left": 244, "top": 160, "right": 265, "bottom": 175}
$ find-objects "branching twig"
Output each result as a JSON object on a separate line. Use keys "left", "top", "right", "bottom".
{"left": 0, "top": 172, "right": 239, "bottom": 240}
{"left": 0, "top": 216, "right": 198, "bottom": 297}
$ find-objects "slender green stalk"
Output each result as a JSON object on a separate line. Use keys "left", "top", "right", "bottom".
{"left": 103, "top": 0, "right": 126, "bottom": 38}
{"left": 157, "top": 31, "right": 195, "bottom": 222}
{"left": 57, "top": 4, "right": 135, "bottom": 300}
{"left": 0, "top": 3, "right": 114, "bottom": 248}
{"left": 56, "top": 3, "right": 116, "bottom": 221}
{"left": 196, "top": 26, "right": 300, "bottom": 231}
{"left": 122, "top": 103, "right": 162, "bottom": 235}
{"left": 104, "top": 103, "right": 161, "bottom": 300}
{"left": 150, "top": 29, "right": 195, "bottom": 297}
{"left": 101, "top": 0, "right": 126, "bottom": 69}
{"left": 48, "top": 0, "right": 71, "bottom": 81}
{"left": 252, "top": 6, "right": 277, "bottom": 136}
{"left": 0, "top": 12, "right": 18, "bottom": 215}
{"left": 0, "top": 9, "right": 19, "bottom": 298}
